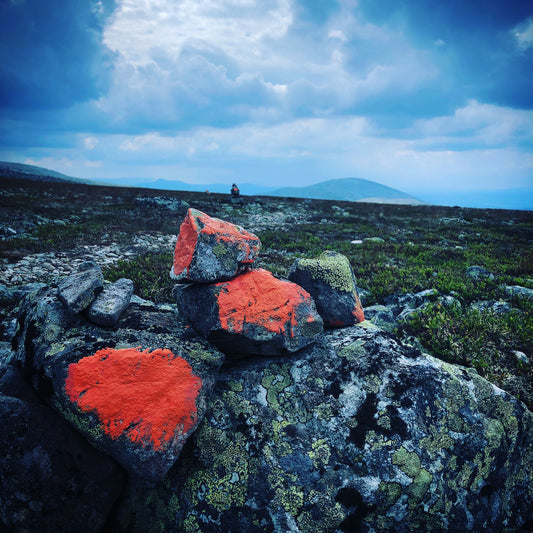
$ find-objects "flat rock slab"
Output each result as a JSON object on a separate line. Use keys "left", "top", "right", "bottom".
{"left": 114, "top": 325, "right": 533, "bottom": 533}
{"left": 170, "top": 208, "right": 261, "bottom": 283}
{"left": 289, "top": 251, "right": 365, "bottom": 327}
{"left": 58, "top": 261, "right": 104, "bottom": 313}
{"left": 175, "top": 268, "right": 323, "bottom": 356}
{"left": 13, "top": 286, "right": 225, "bottom": 482}
{"left": 89, "top": 278, "right": 134, "bottom": 326}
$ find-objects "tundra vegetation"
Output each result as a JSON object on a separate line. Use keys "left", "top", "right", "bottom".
{"left": 0, "top": 177, "right": 531, "bottom": 408}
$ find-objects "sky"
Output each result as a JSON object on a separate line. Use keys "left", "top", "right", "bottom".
{"left": 0, "top": 0, "right": 532, "bottom": 207}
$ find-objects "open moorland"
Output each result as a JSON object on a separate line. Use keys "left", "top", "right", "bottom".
{"left": 1, "top": 176, "right": 532, "bottom": 408}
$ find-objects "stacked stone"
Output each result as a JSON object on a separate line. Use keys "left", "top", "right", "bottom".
{"left": 172, "top": 208, "right": 366, "bottom": 356}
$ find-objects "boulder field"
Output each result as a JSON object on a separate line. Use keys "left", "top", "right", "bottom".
{"left": 1, "top": 208, "right": 532, "bottom": 532}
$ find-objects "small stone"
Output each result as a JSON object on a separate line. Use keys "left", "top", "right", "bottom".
{"left": 58, "top": 261, "right": 104, "bottom": 314}
{"left": 465, "top": 265, "right": 494, "bottom": 281}
{"left": 89, "top": 278, "right": 134, "bottom": 327}
{"left": 514, "top": 351, "right": 529, "bottom": 365}
{"left": 288, "top": 251, "right": 364, "bottom": 327}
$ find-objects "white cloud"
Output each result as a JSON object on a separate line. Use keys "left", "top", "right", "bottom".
{"left": 104, "top": 0, "right": 293, "bottom": 67}
{"left": 512, "top": 17, "right": 533, "bottom": 50}
{"left": 413, "top": 100, "right": 533, "bottom": 146}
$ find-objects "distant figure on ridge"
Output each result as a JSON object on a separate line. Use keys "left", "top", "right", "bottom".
{"left": 230, "top": 183, "right": 244, "bottom": 205}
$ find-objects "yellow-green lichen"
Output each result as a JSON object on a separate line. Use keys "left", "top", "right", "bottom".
{"left": 308, "top": 439, "right": 331, "bottom": 469}
{"left": 338, "top": 340, "right": 366, "bottom": 361}
{"left": 268, "top": 467, "right": 304, "bottom": 515}
{"left": 295, "top": 252, "right": 355, "bottom": 293}
{"left": 378, "top": 481, "right": 402, "bottom": 508}
{"left": 392, "top": 447, "right": 421, "bottom": 479}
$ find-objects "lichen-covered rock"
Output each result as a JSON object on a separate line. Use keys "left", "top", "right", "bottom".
{"left": 89, "top": 278, "right": 134, "bottom": 326}
{"left": 113, "top": 324, "right": 533, "bottom": 533}
{"left": 289, "top": 251, "right": 364, "bottom": 327}
{"left": 175, "top": 268, "right": 323, "bottom": 356}
{"left": 13, "top": 285, "right": 225, "bottom": 482}
{"left": 170, "top": 208, "right": 261, "bottom": 283}
{"left": 58, "top": 261, "right": 104, "bottom": 313}
{"left": 0, "top": 365, "right": 124, "bottom": 532}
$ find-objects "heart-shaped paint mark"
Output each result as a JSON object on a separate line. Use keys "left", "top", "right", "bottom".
{"left": 65, "top": 347, "right": 202, "bottom": 450}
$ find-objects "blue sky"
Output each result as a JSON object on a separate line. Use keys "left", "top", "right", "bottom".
{"left": 1, "top": 0, "right": 532, "bottom": 205}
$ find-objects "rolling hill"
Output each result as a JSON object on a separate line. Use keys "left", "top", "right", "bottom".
{"left": 0, "top": 161, "right": 98, "bottom": 184}
{"left": 269, "top": 178, "right": 423, "bottom": 204}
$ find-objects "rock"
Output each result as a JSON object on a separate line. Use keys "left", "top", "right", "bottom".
{"left": 0, "top": 282, "right": 47, "bottom": 308}
{"left": 175, "top": 268, "right": 324, "bottom": 356}
{"left": 13, "top": 285, "right": 225, "bottom": 482}
{"left": 89, "top": 278, "right": 134, "bottom": 326}
{"left": 113, "top": 326, "right": 533, "bottom": 532}
{"left": 466, "top": 265, "right": 494, "bottom": 281}
{"left": 170, "top": 208, "right": 261, "bottom": 283}
{"left": 505, "top": 285, "right": 533, "bottom": 301}
{"left": 58, "top": 261, "right": 104, "bottom": 313}
{"left": 514, "top": 350, "right": 529, "bottom": 365}
{"left": 0, "top": 365, "right": 124, "bottom": 532}
{"left": 364, "top": 237, "right": 385, "bottom": 244}
{"left": 470, "top": 300, "right": 511, "bottom": 315}
{"left": 288, "top": 251, "right": 364, "bottom": 327}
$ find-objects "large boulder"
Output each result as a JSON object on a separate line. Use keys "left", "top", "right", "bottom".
{"left": 289, "top": 251, "right": 364, "bottom": 327}
{"left": 170, "top": 208, "right": 261, "bottom": 283}
{"left": 13, "top": 286, "right": 225, "bottom": 482}
{"left": 175, "top": 268, "right": 324, "bottom": 356}
{"left": 0, "top": 365, "right": 124, "bottom": 532}
{"left": 113, "top": 324, "right": 533, "bottom": 532}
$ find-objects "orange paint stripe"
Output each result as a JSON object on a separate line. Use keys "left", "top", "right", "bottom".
{"left": 65, "top": 347, "right": 202, "bottom": 450}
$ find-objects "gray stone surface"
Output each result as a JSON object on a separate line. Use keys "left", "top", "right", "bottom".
{"left": 113, "top": 324, "right": 533, "bottom": 532}
{"left": 57, "top": 261, "right": 104, "bottom": 313}
{"left": 466, "top": 265, "right": 495, "bottom": 281}
{"left": 89, "top": 278, "right": 134, "bottom": 326}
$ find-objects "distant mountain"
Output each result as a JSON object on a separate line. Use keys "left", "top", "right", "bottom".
{"left": 269, "top": 178, "right": 423, "bottom": 205}
{"left": 95, "top": 177, "right": 276, "bottom": 196}
{"left": 0, "top": 161, "right": 97, "bottom": 184}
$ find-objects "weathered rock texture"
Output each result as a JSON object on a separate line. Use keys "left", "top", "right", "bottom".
{"left": 0, "top": 365, "right": 124, "bottom": 532}
{"left": 12, "top": 286, "right": 225, "bottom": 482}
{"left": 170, "top": 208, "right": 261, "bottom": 283}
{"left": 175, "top": 268, "right": 324, "bottom": 356}
{"left": 289, "top": 251, "right": 365, "bottom": 327}
{"left": 89, "top": 278, "right": 134, "bottom": 326}
{"left": 114, "top": 324, "right": 533, "bottom": 533}
{"left": 57, "top": 260, "right": 104, "bottom": 313}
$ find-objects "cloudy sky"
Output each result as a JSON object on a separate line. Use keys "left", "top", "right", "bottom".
{"left": 1, "top": 0, "right": 532, "bottom": 204}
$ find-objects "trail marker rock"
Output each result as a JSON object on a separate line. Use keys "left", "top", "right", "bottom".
{"left": 170, "top": 208, "right": 261, "bottom": 283}
{"left": 175, "top": 268, "right": 323, "bottom": 355}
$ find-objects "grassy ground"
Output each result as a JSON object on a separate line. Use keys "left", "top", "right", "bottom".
{"left": 1, "top": 176, "right": 532, "bottom": 408}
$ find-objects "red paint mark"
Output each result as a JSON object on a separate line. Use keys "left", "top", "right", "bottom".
{"left": 216, "top": 269, "right": 314, "bottom": 337}
{"left": 172, "top": 209, "right": 200, "bottom": 277}
{"left": 172, "top": 209, "right": 260, "bottom": 278}
{"left": 353, "top": 292, "right": 365, "bottom": 323}
{"left": 65, "top": 347, "right": 202, "bottom": 450}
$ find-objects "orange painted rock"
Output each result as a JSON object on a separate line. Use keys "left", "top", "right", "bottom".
{"left": 175, "top": 268, "right": 324, "bottom": 355}
{"left": 170, "top": 208, "right": 261, "bottom": 283}
{"left": 288, "top": 251, "right": 365, "bottom": 327}
{"left": 12, "top": 285, "right": 225, "bottom": 481}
